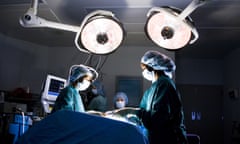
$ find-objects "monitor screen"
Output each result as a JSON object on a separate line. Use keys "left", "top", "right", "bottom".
{"left": 41, "top": 74, "right": 66, "bottom": 113}
{"left": 48, "top": 79, "right": 65, "bottom": 97}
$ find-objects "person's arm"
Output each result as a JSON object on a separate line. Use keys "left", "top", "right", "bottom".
{"left": 168, "top": 85, "right": 184, "bottom": 127}
{"left": 60, "top": 87, "right": 75, "bottom": 111}
{"left": 137, "top": 88, "right": 154, "bottom": 129}
{"left": 112, "top": 107, "right": 140, "bottom": 116}
{"left": 138, "top": 80, "right": 173, "bottom": 130}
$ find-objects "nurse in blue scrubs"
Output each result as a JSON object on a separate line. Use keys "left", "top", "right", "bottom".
{"left": 52, "top": 64, "right": 98, "bottom": 113}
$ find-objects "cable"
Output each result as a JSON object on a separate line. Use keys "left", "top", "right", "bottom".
{"left": 21, "top": 111, "right": 25, "bottom": 135}
{"left": 84, "top": 54, "right": 93, "bottom": 65}
{"left": 98, "top": 55, "right": 109, "bottom": 71}
{"left": 15, "top": 107, "right": 25, "bottom": 135}
{"left": 95, "top": 56, "right": 102, "bottom": 71}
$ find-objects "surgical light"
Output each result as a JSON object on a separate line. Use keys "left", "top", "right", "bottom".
{"left": 145, "top": 0, "right": 206, "bottom": 50}
{"left": 19, "top": 0, "right": 125, "bottom": 55}
{"left": 75, "top": 11, "right": 125, "bottom": 55}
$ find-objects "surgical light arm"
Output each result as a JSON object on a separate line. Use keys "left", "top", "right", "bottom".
{"left": 19, "top": 0, "right": 114, "bottom": 54}
{"left": 178, "top": 0, "right": 206, "bottom": 20}
{"left": 19, "top": 0, "right": 79, "bottom": 32}
{"left": 178, "top": 0, "right": 206, "bottom": 44}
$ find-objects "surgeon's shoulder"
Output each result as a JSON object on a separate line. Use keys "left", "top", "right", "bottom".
{"left": 158, "top": 75, "right": 173, "bottom": 86}
{"left": 62, "top": 85, "right": 76, "bottom": 94}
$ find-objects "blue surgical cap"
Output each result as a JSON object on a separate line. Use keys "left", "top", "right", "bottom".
{"left": 141, "top": 50, "right": 176, "bottom": 77}
{"left": 69, "top": 64, "right": 98, "bottom": 84}
{"left": 114, "top": 92, "right": 128, "bottom": 105}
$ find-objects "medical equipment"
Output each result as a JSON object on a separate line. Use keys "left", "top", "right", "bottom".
{"left": 9, "top": 114, "right": 32, "bottom": 144}
{"left": 145, "top": 0, "right": 206, "bottom": 49}
{"left": 19, "top": 0, "right": 125, "bottom": 55}
{"left": 41, "top": 74, "right": 66, "bottom": 113}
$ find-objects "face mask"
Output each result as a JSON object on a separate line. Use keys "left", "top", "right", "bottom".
{"left": 142, "top": 69, "right": 153, "bottom": 81}
{"left": 142, "top": 69, "right": 156, "bottom": 83}
{"left": 76, "top": 79, "right": 91, "bottom": 91}
{"left": 115, "top": 101, "right": 125, "bottom": 109}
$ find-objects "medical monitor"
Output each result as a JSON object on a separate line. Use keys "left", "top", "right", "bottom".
{"left": 41, "top": 74, "right": 66, "bottom": 113}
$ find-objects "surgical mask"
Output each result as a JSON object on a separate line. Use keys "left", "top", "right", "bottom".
{"left": 115, "top": 101, "right": 125, "bottom": 109}
{"left": 76, "top": 79, "right": 91, "bottom": 91}
{"left": 142, "top": 69, "right": 156, "bottom": 83}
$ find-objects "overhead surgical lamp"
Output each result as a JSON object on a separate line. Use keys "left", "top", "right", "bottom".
{"left": 145, "top": 0, "right": 206, "bottom": 50}
{"left": 75, "top": 11, "right": 125, "bottom": 54}
{"left": 19, "top": 0, "right": 125, "bottom": 55}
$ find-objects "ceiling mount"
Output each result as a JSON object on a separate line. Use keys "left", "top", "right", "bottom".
{"left": 19, "top": 0, "right": 125, "bottom": 55}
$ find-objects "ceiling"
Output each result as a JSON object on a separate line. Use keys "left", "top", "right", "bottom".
{"left": 0, "top": 0, "right": 239, "bottom": 59}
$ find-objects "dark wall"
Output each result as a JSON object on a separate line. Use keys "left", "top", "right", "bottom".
{"left": 177, "top": 84, "right": 224, "bottom": 144}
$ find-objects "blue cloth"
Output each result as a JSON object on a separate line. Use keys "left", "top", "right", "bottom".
{"left": 52, "top": 85, "right": 85, "bottom": 113}
{"left": 16, "top": 111, "right": 149, "bottom": 144}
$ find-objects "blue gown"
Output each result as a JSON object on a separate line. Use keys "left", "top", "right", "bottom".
{"left": 52, "top": 85, "right": 85, "bottom": 113}
{"left": 139, "top": 75, "right": 187, "bottom": 144}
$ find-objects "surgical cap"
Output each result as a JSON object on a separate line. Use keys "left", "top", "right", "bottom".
{"left": 69, "top": 64, "right": 98, "bottom": 83}
{"left": 141, "top": 50, "right": 176, "bottom": 77}
{"left": 84, "top": 65, "right": 98, "bottom": 81}
{"left": 114, "top": 92, "right": 128, "bottom": 105}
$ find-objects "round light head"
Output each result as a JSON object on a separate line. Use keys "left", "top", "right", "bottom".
{"left": 145, "top": 7, "right": 193, "bottom": 50}
{"left": 76, "top": 12, "right": 125, "bottom": 55}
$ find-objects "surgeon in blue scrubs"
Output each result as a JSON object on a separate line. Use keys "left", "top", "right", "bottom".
{"left": 137, "top": 50, "right": 188, "bottom": 144}
{"left": 52, "top": 64, "right": 98, "bottom": 113}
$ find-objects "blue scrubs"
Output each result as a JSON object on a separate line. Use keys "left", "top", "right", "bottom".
{"left": 52, "top": 85, "right": 85, "bottom": 113}
{"left": 87, "top": 95, "right": 107, "bottom": 112}
{"left": 139, "top": 75, "right": 187, "bottom": 144}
